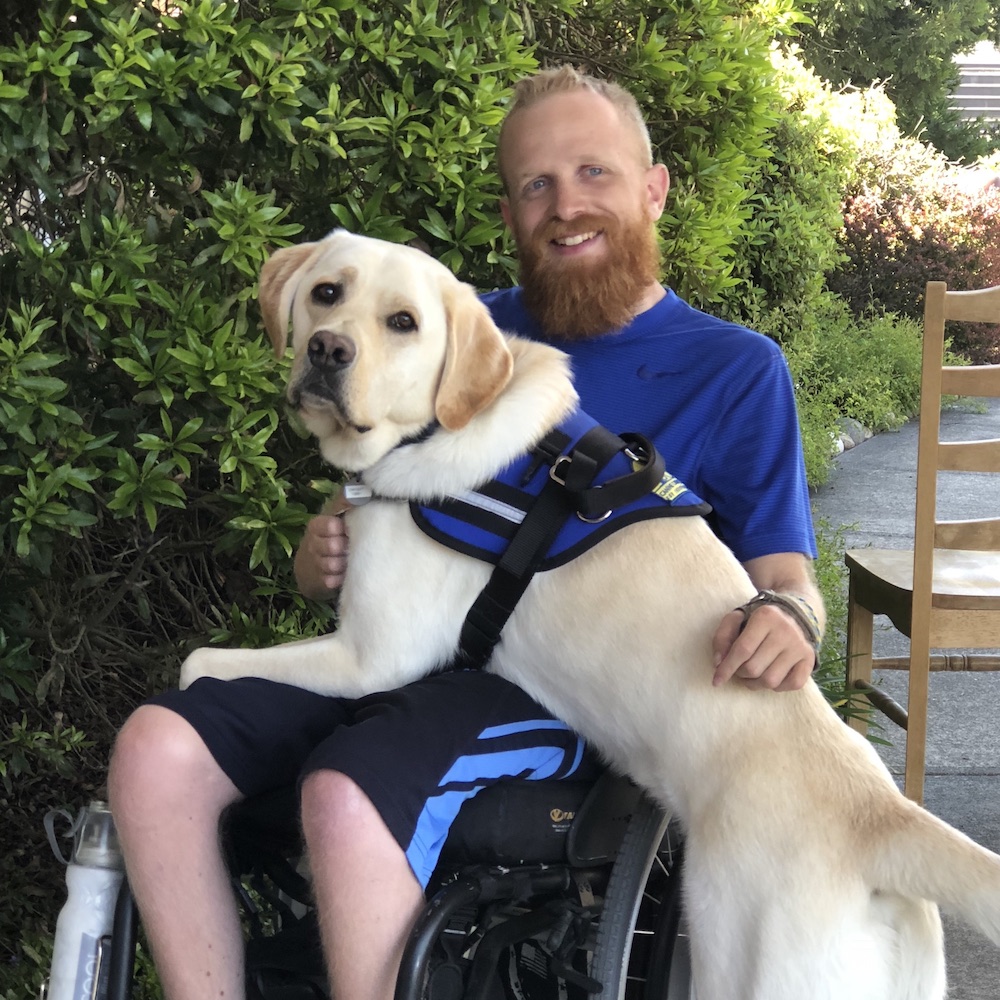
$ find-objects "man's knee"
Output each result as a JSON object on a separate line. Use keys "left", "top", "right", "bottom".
{"left": 109, "top": 705, "right": 225, "bottom": 809}
{"left": 301, "top": 770, "right": 420, "bottom": 915}
{"left": 300, "top": 770, "right": 371, "bottom": 834}
{"left": 301, "top": 770, "right": 407, "bottom": 861}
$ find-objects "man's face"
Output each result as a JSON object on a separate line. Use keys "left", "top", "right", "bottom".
{"left": 500, "top": 88, "right": 670, "bottom": 339}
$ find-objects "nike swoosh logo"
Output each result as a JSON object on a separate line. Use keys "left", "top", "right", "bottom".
{"left": 637, "top": 364, "right": 674, "bottom": 380}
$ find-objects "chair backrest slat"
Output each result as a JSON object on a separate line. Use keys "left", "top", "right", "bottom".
{"left": 934, "top": 517, "right": 1000, "bottom": 551}
{"left": 914, "top": 282, "right": 1000, "bottom": 591}
{"left": 940, "top": 284, "right": 1000, "bottom": 323}
{"left": 941, "top": 366, "right": 1000, "bottom": 397}
{"left": 938, "top": 438, "right": 1000, "bottom": 473}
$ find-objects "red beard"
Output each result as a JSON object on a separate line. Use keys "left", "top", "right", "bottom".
{"left": 516, "top": 209, "right": 661, "bottom": 340}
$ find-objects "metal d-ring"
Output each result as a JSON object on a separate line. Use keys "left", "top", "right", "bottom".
{"left": 549, "top": 456, "right": 571, "bottom": 486}
{"left": 577, "top": 509, "right": 612, "bottom": 524}
{"left": 549, "top": 458, "right": 611, "bottom": 521}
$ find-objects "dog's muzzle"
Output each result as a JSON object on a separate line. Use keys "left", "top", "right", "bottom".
{"left": 288, "top": 329, "right": 353, "bottom": 410}
{"left": 288, "top": 331, "right": 370, "bottom": 432}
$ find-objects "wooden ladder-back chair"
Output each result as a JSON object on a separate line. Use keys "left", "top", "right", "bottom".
{"left": 844, "top": 280, "right": 1000, "bottom": 803}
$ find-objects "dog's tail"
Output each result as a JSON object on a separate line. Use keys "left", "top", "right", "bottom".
{"left": 865, "top": 795, "right": 1000, "bottom": 944}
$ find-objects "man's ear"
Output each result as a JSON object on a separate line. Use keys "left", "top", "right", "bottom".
{"left": 645, "top": 163, "right": 670, "bottom": 221}
{"left": 499, "top": 197, "right": 513, "bottom": 231}
{"left": 435, "top": 282, "right": 513, "bottom": 430}
{"left": 258, "top": 243, "right": 322, "bottom": 357}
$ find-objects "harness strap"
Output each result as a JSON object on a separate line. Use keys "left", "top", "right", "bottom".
{"left": 456, "top": 425, "right": 651, "bottom": 670}
{"left": 458, "top": 475, "right": 572, "bottom": 670}
{"left": 565, "top": 431, "right": 665, "bottom": 520}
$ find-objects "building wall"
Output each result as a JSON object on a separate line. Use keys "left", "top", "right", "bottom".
{"left": 953, "top": 40, "right": 1000, "bottom": 121}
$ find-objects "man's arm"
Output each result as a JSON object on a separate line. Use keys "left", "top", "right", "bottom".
{"left": 712, "top": 551, "right": 825, "bottom": 692}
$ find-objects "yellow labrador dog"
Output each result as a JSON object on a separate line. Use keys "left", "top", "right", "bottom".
{"left": 181, "top": 230, "right": 1000, "bottom": 1000}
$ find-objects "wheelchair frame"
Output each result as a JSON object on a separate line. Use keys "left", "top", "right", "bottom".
{"left": 102, "top": 774, "right": 692, "bottom": 1000}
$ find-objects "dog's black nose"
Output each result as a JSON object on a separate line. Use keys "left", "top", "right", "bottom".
{"left": 308, "top": 330, "right": 356, "bottom": 371}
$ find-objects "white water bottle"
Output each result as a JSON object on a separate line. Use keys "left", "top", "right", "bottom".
{"left": 45, "top": 800, "right": 125, "bottom": 1000}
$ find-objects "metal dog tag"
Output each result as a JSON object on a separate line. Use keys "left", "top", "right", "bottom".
{"left": 342, "top": 479, "right": 373, "bottom": 505}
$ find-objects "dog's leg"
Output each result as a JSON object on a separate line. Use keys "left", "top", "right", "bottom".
{"left": 871, "top": 895, "right": 946, "bottom": 1000}
{"left": 177, "top": 630, "right": 439, "bottom": 699}
{"left": 178, "top": 507, "right": 490, "bottom": 698}
{"left": 684, "top": 845, "right": 945, "bottom": 1000}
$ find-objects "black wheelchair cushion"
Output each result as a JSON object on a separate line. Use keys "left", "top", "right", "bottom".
{"left": 438, "top": 778, "right": 595, "bottom": 867}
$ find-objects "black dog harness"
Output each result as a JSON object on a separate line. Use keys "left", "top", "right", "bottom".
{"left": 409, "top": 409, "right": 712, "bottom": 670}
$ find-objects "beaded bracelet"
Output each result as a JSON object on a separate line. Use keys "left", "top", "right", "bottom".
{"left": 736, "top": 589, "right": 823, "bottom": 653}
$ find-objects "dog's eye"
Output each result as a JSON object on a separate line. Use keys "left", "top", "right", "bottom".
{"left": 387, "top": 311, "right": 417, "bottom": 333}
{"left": 311, "top": 283, "right": 342, "bottom": 306}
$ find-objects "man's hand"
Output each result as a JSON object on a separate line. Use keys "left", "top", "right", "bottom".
{"left": 295, "top": 514, "right": 349, "bottom": 601}
{"left": 712, "top": 603, "right": 816, "bottom": 692}
{"left": 711, "top": 552, "right": 825, "bottom": 693}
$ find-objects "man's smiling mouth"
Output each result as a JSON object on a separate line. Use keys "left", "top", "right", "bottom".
{"left": 553, "top": 231, "right": 600, "bottom": 247}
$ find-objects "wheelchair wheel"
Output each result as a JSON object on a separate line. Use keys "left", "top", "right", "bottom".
{"left": 589, "top": 795, "right": 693, "bottom": 999}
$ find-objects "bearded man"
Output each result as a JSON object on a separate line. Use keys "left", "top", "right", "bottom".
{"left": 109, "top": 66, "right": 823, "bottom": 1000}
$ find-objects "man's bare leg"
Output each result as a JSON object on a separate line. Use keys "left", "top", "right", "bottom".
{"left": 109, "top": 706, "right": 244, "bottom": 1000}
{"left": 301, "top": 770, "right": 425, "bottom": 1000}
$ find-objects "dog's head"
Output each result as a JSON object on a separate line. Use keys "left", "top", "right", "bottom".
{"left": 259, "top": 230, "right": 514, "bottom": 471}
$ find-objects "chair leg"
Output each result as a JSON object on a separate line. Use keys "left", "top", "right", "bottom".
{"left": 904, "top": 635, "right": 931, "bottom": 804}
{"left": 845, "top": 579, "right": 874, "bottom": 736}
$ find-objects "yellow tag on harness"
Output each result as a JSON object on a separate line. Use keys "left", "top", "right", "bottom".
{"left": 653, "top": 472, "right": 688, "bottom": 503}
{"left": 630, "top": 458, "right": 690, "bottom": 504}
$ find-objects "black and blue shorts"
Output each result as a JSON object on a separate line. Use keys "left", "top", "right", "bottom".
{"left": 150, "top": 669, "right": 594, "bottom": 887}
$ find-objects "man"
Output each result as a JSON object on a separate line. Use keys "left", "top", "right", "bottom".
{"left": 109, "top": 65, "right": 823, "bottom": 1000}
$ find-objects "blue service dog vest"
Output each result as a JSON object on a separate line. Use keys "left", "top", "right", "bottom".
{"left": 410, "top": 408, "right": 711, "bottom": 571}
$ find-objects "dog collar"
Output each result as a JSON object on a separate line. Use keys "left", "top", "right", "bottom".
{"left": 321, "top": 420, "right": 441, "bottom": 516}
{"left": 394, "top": 419, "right": 439, "bottom": 450}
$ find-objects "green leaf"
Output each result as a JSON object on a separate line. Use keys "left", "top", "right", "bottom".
{"left": 134, "top": 100, "right": 152, "bottom": 130}
{"left": 114, "top": 358, "right": 151, "bottom": 379}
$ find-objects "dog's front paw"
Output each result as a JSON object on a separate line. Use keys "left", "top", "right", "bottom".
{"left": 179, "top": 647, "right": 231, "bottom": 690}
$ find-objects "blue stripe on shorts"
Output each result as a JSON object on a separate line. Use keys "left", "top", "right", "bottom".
{"left": 405, "top": 720, "right": 587, "bottom": 886}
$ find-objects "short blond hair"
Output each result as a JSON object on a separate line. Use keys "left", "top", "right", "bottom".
{"left": 497, "top": 65, "right": 654, "bottom": 189}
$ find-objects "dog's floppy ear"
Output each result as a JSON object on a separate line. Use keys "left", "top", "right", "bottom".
{"left": 258, "top": 242, "right": 322, "bottom": 357}
{"left": 435, "top": 281, "right": 514, "bottom": 430}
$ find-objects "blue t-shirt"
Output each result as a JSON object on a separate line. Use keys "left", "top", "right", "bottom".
{"left": 480, "top": 286, "right": 817, "bottom": 564}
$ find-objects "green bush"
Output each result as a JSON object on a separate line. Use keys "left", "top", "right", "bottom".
{"left": 824, "top": 86, "right": 1000, "bottom": 364}
{"left": 793, "top": 1, "right": 1000, "bottom": 163}
{"left": 704, "top": 54, "right": 927, "bottom": 486}
{"left": 719, "top": 51, "right": 852, "bottom": 485}
{"left": 757, "top": 295, "right": 925, "bottom": 488}
{"left": 719, "top": 50, "right": 851, "bottom": 338}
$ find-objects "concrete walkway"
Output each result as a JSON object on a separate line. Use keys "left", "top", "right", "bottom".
{"left": 811, "top": 397, "right": 1000, "bottom": 998}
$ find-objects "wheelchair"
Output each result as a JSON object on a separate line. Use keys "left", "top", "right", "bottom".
{"left": 102, "top": 768, "right": 692, "bottom": 1000}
